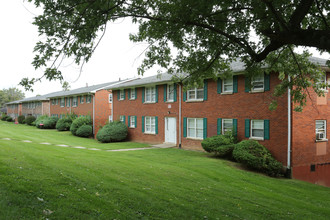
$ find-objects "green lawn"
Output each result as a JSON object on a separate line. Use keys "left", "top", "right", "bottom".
{"left": 0, "top": 121, "right": 330, "bottom": 219}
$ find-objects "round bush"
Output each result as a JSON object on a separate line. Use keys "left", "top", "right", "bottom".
{"left": 232, "top": 140, "right": 283, "bottom": 177}
{"left": 76, "top": 125, "right": 93, "bottom": 137}
{"left": 70, "top": 116, "right": 92, "bottom": 136}
{"left": 35, "top": 115, "right": 49, "bottom": 128}
{"left": 18, "top": 115, "right": 25, "bottom": 124}
{"left": 201, "top": 134, "right": 236, "bottom": 158}
{"left": 25, "top": 116, "right": 36, "bottom": 126}
{"left": 96, "top": 121, "right": 128, "bottom": 143}
{"left": 43, "top": 116, "right": 59, "bottom": 129}
{"left": 56, "top": 118, "right": 73, "bottom": 131}
{"left": 6, "top": 116, "right": 13, "bottom": 122}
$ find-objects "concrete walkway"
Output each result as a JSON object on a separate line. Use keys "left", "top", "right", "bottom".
{"left": 1, "top": 137, "right": 176, "bottom": 152}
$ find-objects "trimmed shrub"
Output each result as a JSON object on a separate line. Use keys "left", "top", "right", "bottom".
{"left": 96, "top": 121, "right": 128, "bottom": 143}
{"left": 6, "top": 116, "right": 13, "bottom": 122}
{"left": 1, "top": 115, "right": 9, "bottom": 121}
{"left": 56, "top": 118, "right": 73, "bottom": 131}
{"left": 43, "top": 116, "right": 59, "bottom": 129}
{"left": 25, "top": 116, "right": 36, "bottom": 126}
{"left": 76, "top": 125, "right": 93, "bottom": 137}
{"left": 232, "top": 140, "right": 283, "bottom": 177}
{"left": 35, "top": 115, "right": 50, "bottom": 129}
{"left": 70, "top": 116, "right": 92, "bottom": 136}
{"left": 201, "top": 134, "right": 236, "bottom": 158}
{"left": 18, "top": 115, "right": 25, "bottom": 124}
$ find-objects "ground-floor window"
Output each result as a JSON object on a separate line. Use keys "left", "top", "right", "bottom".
{"left": 119, "top": 115, "right": 125, "bottom": 124}
{"left": 129, "top": 116, "right": 136, "bottom": 128}
{"left": 187, "top": 118, "right": 204, "bottom": 139}
{"left": 145, "top": 116, "right": 156, "bottom": 134}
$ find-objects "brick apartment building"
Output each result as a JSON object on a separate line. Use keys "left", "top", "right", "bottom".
{"left": 108, "top": 58, "right": 330, "bottom": 186}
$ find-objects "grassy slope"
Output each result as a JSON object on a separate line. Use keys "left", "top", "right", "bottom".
{"left": 0, "top": 121, "right": 330, "bottom": 219}
{"left": 0, "top": 121, "right": 149, "bottom": 150}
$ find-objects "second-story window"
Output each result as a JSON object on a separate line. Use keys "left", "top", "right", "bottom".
{"left": 119, "top": 90, "right": 125, "bottom": 100}
{"left": 187, "top": 88, "right": 203, "bottom": 101}
{"left": 251, "top": 74, "right": 264, "bottom": 91}
{"left": 109, "top": 94, "right": 113, "bottom": 103}
{"left": 130, "top": 88, "right": 136, "bottom": 100}
{"left": 316, "top": 120, "right": 327, "bottom": 140}
{"left": 80, "top": 95, "right": 84, "bottom": 104}
{"left": 145, "top": 86, "right": 156, "bottom": 102}
{"left": 86, "top": 95, "right": 92, "bottom": 103}
{"left": 167, "top": 84, "right": 175, "bottom": 102}
{"left": 60, "top": 98, "right": 65, "bottom": 107}
{"left": 72, "top": 97, "right": 78, "bottom": 107}
{"left": 223, "top": 77, "right": 233, "bottom": 93}
{"left": 66, "top": 98, "right": 70, "bottom": 107}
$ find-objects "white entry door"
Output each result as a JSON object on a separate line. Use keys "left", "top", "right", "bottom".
{"left": 165, "top": 117, "right": 176, "bottom": 144}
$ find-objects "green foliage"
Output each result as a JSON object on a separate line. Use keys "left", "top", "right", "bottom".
{"left": 35, "top": 115, "right": 58, "bottom": 129}
{"left": 6, "top": 116, "right": 13, "bottom": 122}
{"left": 21, "top": 0, "right": 329, "bottom": 111}
{"left": 70, "top": 116, "right": 92, "bottom": 136}
{"left": 18, "top": 115, "right": 25, "bottom": 124}
{"left": 96, "top": 121, "right": 128, "bottom": 143}
{"left": 233, "top": 140, "right": 283, "bottom": 177}
{"left": 76, "top": 125, "right": 93, "bottom": 138}
{"left": 0, "top": 87, "right": 25, "bottom": 109}
{"left": 201, "top": 134, "right": 236, "bottom": 158}
{"left": 56, "top": 118, "right": 73, "bottom": 131}
{"left": 1, "top": 115, "right": 9, "bottom": 121}
{"left": 25, "top": 116, "right": 36, "bottom": 126}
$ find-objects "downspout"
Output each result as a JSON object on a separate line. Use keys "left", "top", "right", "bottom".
{"left": 93, "top": 94, "right": 95, "bottom": 136}
{"left": 287, "top": 76, "right": 292, "bottom": 177}
{"left": 111, "top": 91, "right": 114, "bottom": 122}
{"left": 179, "top": 84, "right": 182, "bottom": 148}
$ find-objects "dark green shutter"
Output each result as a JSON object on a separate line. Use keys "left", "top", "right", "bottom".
{"left": 127, "top": 115, "right": 130, "bottom": 127}
{"left": 203, "top": 118, "right": 207, "bottom": 139}
{"left": 155, "top": 116, "right": 158, "bottom": 134}
{"left": 245, "top": 119, "right": 250, "bottom": 138}
{"left": 233, "top": 119, "right": 238, "bottom": 137}
{"left": 183, "top": 91, "right": 187, "bottom": 102}
{"left": 134, "top": 116, "right": 137, "bottom": 128}
{"left": 183, "top": 117, "right": 187, "bottom": 137}
{"left": 123, "top": 116, "right": 126, "bottom": 124}
{"left": 128, "top": 89, "right": 131, "bottom": 100}
{"left": 117, "top": 91, "right": 119, "bottom": 100}
{"left": 264, "top": 73, "right": 270, "bottom": 91}
{"left": 155, "top": 86, "right": 158, "bottom": 103}
{"left": 204, "top": 80, "right": 208, "bottom": 101}
{"left": 142, "top": 87, "right": 145, "bottom": 103}
{"left": 174, "top": 84, "right": 177, "bottom": 102}
{"left": 217, "top": 78, "right": 222, "bottom": 94}
{"left": 233, "top": 76, "right": 238, "bottom": 93}
{"left": 245, "top": 77, "right": 251, "bottom": 92}
{"left": 217, "top": 118, "right": 222, "bottom": 135}
{"left": 76, "top": 97, "right": 78, "bottom": 106}
{"left": 135, "top": 88, "right": 137, "bottom": 100}
{"left": 264, "top": 119, "right": 270, "bottom": 140}
{"left": 123, "top": 90, "right": 126, "bottom": 100}
{"left": 164, "top": 84, "right": 167, "bottom": 102}
{"left": 142, "top": 116, "right": 145, "bottom": 132}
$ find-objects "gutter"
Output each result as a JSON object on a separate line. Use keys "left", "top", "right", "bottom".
{"left": 287, "top": 76, "right": 292, "bottom": 177}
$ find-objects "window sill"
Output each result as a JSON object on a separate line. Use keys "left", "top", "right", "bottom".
{"left": 221, "top": 92, "right": 233, "bottom": 95}
{"left": 144, "top": 132, "right": 156, "bottom": 135}
{"left": 143, "top": 102, "right": 156, "bottom": 104}
{"left": 186, "top": 137, "right": 203, "bottom": 140}
{"left": 249, "top": 137, "right": 264, "bottom": 141}
{"left": 316, "top": 139, "right": 328, "bottom": 142}
{"left": 185, "top": 99, "right": 204, "bottom": 103}
{"left": 249, "top": 90, "right": 264, "bottom": 93}
{"left": 165, "top": 100, "right": 174, "bottom": 103}
{"left": 128, "top": 99, "right": 136, "bottom": 101}
{"left": 129, "top": 127, "right": 136, "bottom": 129}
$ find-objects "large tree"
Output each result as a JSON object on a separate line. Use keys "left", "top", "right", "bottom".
{"left": 22, "top": 0, "right": 329, "bottom": 110}
{"left": 0, "top": 88, "right": 25, "bottom": 109}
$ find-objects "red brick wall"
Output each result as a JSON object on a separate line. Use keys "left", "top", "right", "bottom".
{"left": 42, "top": 101, "right": 50, "bottom": 116}
{"left": 50, "top": 96, "right": 93, "bottom": 118}
{"left": 292, "top": 71, "right": 330, "bottom": 185}
{"left": 22, "top": 102, "right": 43, "bottom": 116}
{"left": 113, "top": 86, "right": 180, "bottom": 144}
{"left": 181, "top": 74, "right": 288, "bottom": 165}
{"left": 94, "top": 90, "right": 112, "bottom": 135}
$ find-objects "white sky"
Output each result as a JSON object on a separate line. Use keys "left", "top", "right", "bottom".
{"left": 0, "top": 1, "right": 329, "bottom": 98}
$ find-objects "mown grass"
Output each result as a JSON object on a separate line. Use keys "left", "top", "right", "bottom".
{"left": 0, "top": 120, "right": 330, "bottom": 219}
{"left": 0, "top": 121, "right": 149, "bottom": 150}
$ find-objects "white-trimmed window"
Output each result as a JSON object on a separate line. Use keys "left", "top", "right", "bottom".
{"left": 119, "top": 90, "right": 125, "bottom": 100}
{"left": 167, "top": 84, "right": 175, "bottom": 102}
{"left": 130, "top": 116, "right": 136, "bottom": 128}
{"left": 66, "top": 98, "right": 70, "bottom": 107}
{"left": 72, "top": 97, "right": 78, "bottom": 107}
{"left": 252, "top": 74, "right": 264, "bottom": 91}
{"left": 223, "top": 78, "right": 233, "bottom": 93}
{"left": 130, "top": 89, "right": 136, "bottom": 100}
{"left": 145, "top": 116, "right": 156, "bottom": 134}
{"left": 251, "top": 120, "right": 264, "bottom": 139}
{"left": 56, "top": 99, "right": 59, "bottom": 105}
{"left": 80, "top": 96, "right": 84, "bottom": 104}
{"left": 60, "top": 98, "right": 65, "bottom": 107}
{"left": 51, "top": 99, "right": 56, "bottom": 105}
{"left": 109, "top": 94, "right": 113, "bottom": 103}
{"left": 145, "top": 86, "right": 156, "bottom": 103}
{"left": 109, "top": 115, "right": 113, "bottom": 122}
{"left": 222, "top": 119, "right": 233, "bottom": 134}
{"left": 86, "top": 95, "right": 92, "bottom": 103}
{"left": 187, "top": 88, "right": 203, "bottom": 101}
{"left": 317, "top": 74, "right": 328, "bottom": 91}
{"left": 119, "top": 115, "right": 125, "bottom": 123}
{"left": 316, "top": 120, "right": 327, "bottom": 140}
{"left": 187, "top": 118, "right": 203, "bottom": 139}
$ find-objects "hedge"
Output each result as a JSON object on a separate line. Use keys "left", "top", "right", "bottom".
{"left": 70, "top": 116, "right": 92, "bottom": 136}
{"left": 25, "top": 116, "right": 36, "bottom": 126}
{"left": 96, "top": 121, "right": 128, "bottom": 143}
{"left": 56, "top": 118, "right": 73, "bottom": 131}
{"left": 201, "top": 134, "right": 236, "bottom": 158}
{"left": 76, "top": 125, "right": 93, "bottom": 137}
{"left": 18, "top": 115, "right": 25, "bottom": 124}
